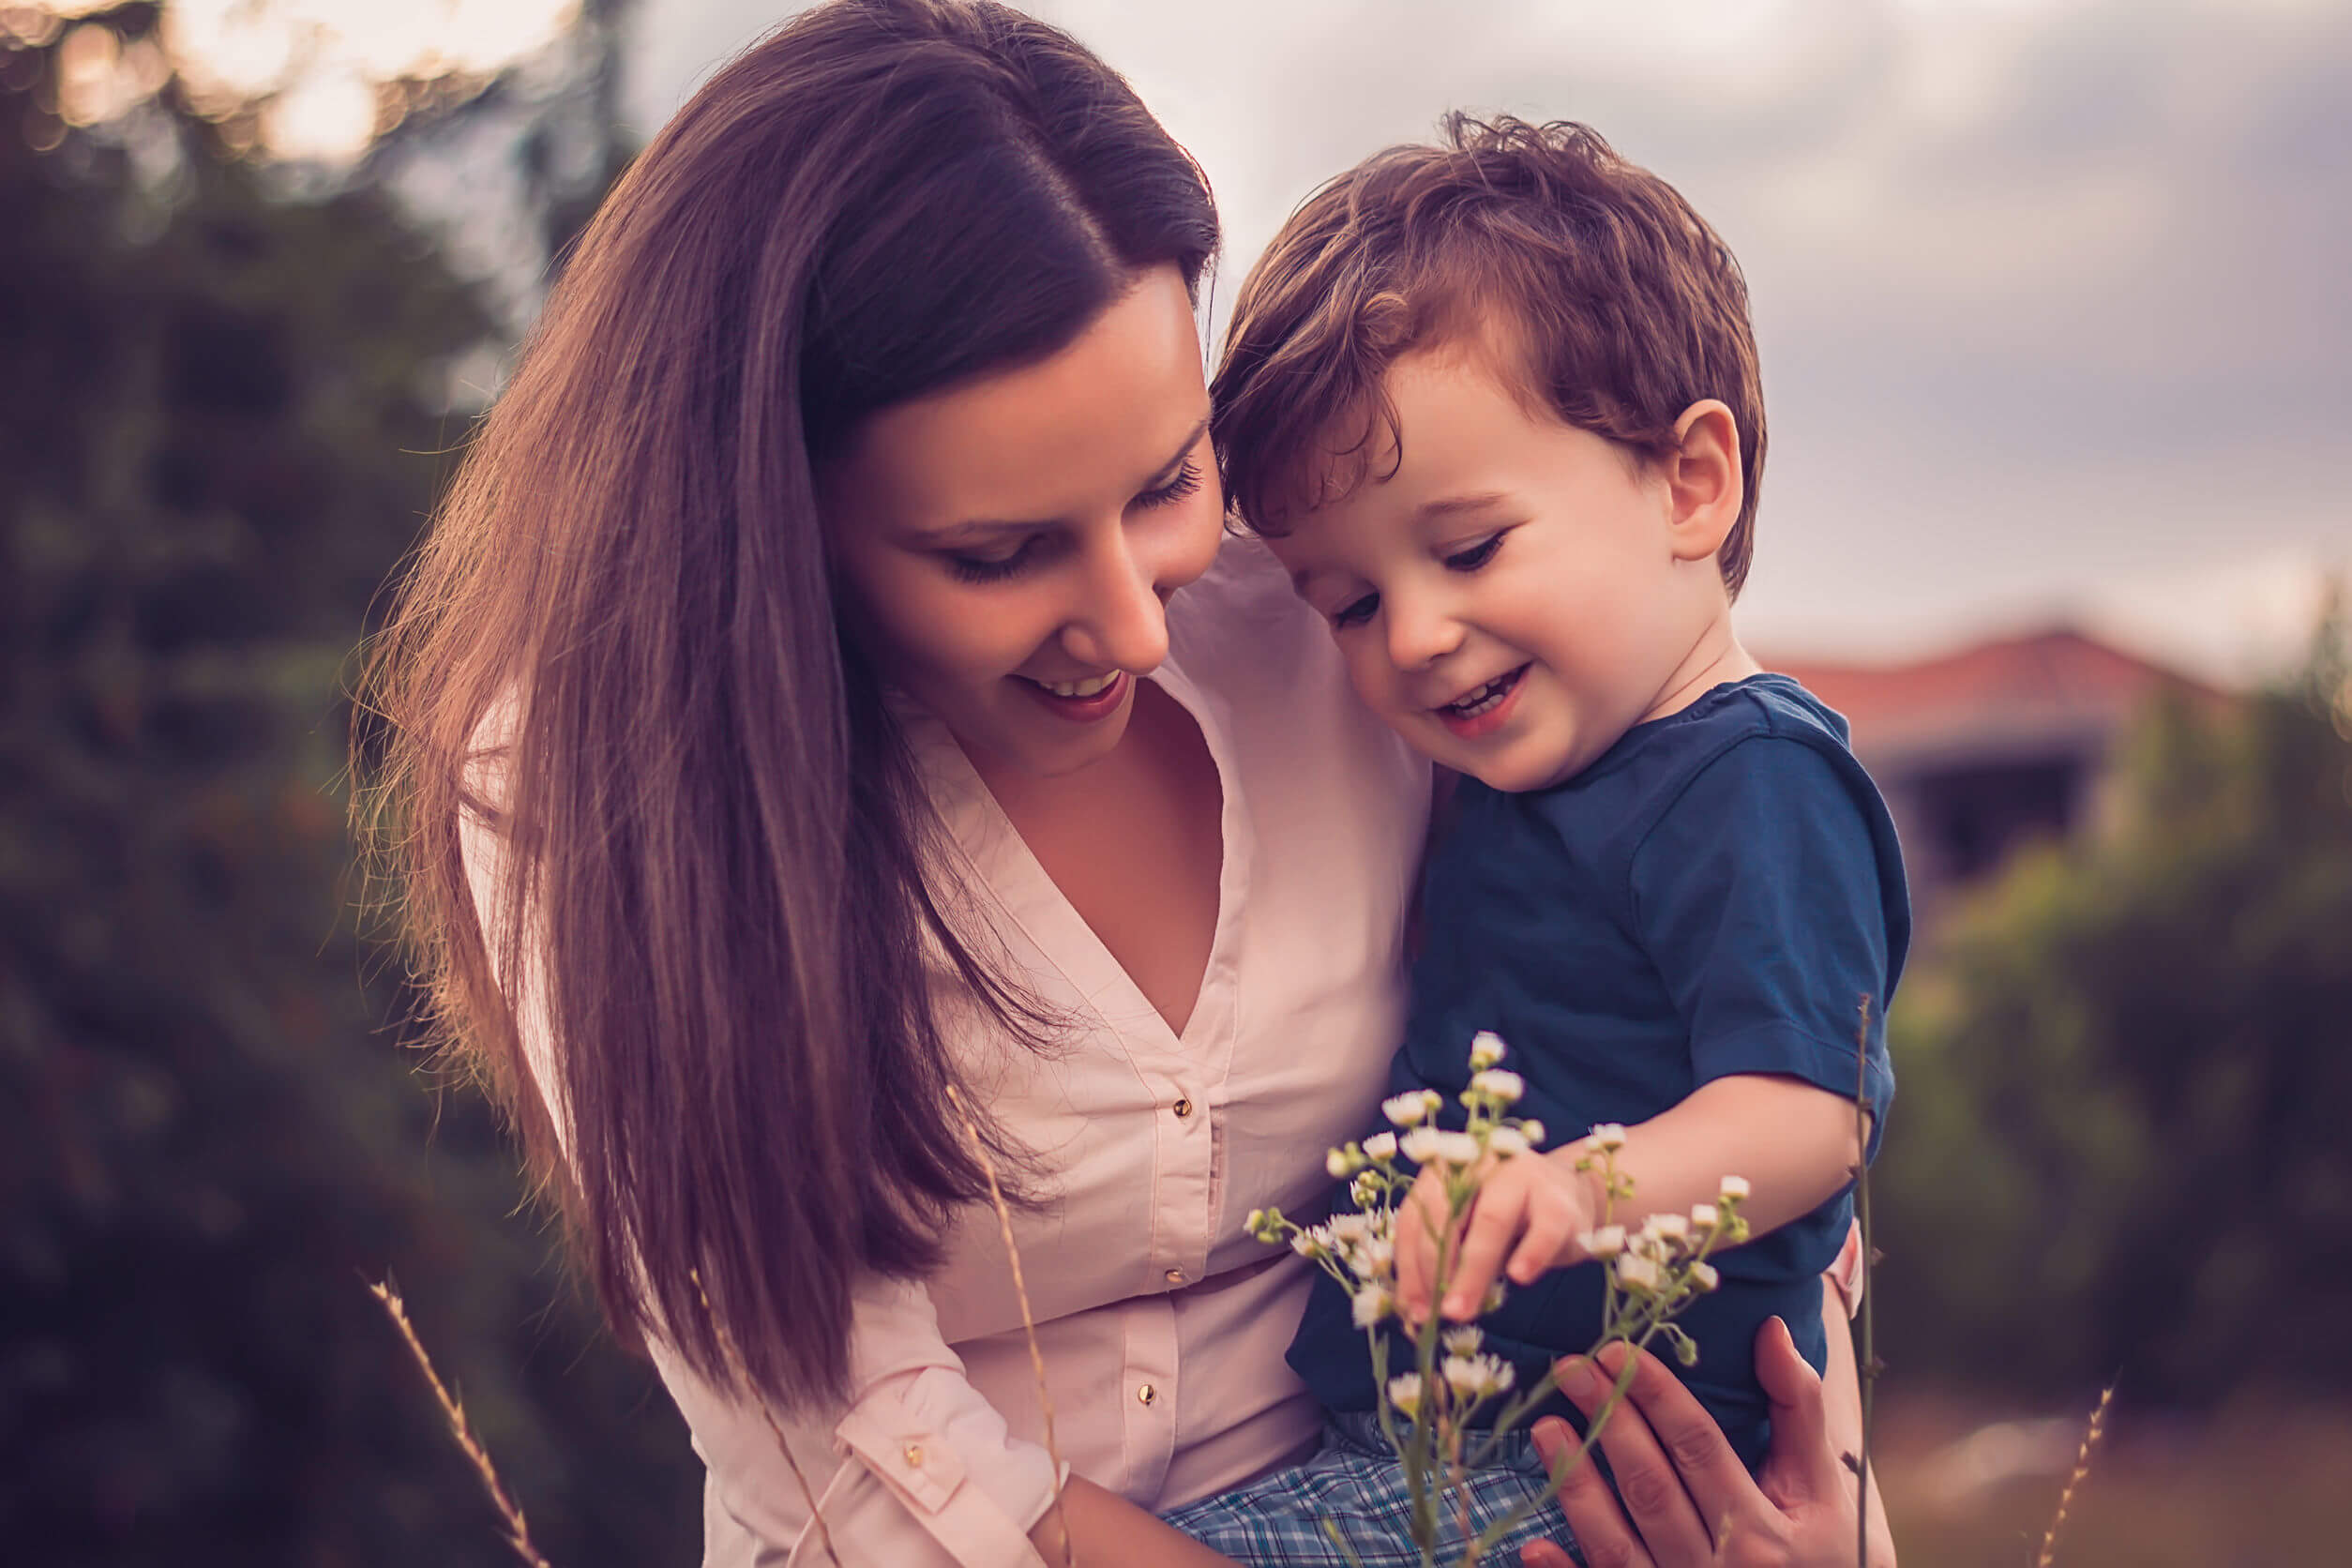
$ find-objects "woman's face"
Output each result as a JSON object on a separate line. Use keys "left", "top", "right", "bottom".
{"left": 824, "top": 264, "right": 1223, "bottom": 779}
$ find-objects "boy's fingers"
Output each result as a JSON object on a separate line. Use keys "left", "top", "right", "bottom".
{"left": 1441, "top": 1189, "right": 1518, "bottom": 1318}
{"left": 1507, "top": 1202, "right": 1578, "bottom": 1285}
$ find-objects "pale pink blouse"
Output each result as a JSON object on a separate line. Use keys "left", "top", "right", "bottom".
{"left": 467, "top": 537, "right": 1433, "bottom": 1567}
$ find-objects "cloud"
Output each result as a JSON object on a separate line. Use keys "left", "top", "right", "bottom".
{"left": 626, "top": 0, "right": 2349, "bottom": 664}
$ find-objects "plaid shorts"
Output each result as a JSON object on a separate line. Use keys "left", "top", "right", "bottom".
{"left": 1160, "top": 1412, "right": 1583, "bottom": 1566}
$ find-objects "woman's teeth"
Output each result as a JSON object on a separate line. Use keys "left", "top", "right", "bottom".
{"left": 1442, "top": 668, "right": 1523, "bottom": 718}
{"left": 1033, "top": 671, "right": 1121, "bottom": 699}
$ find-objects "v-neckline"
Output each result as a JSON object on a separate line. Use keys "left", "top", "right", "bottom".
{"left": 924, "top": 660, "right": 1251, "bottom": 1070}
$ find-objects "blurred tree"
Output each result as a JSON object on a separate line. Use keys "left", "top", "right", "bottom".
{"left": 1874, "top": 606, "right": 2352, "bottom": 1408}
{"left": 0, "top": 8, "right": 697, "bottom": 1566}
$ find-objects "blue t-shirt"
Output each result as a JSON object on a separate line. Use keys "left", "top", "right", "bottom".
{"left": 1287, "top": 674, "right": 1909, "bottom": 1471}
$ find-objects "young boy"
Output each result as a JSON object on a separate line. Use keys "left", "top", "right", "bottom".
{"left": 1161, "top": 117, "right": 1907, "bottom": 1561}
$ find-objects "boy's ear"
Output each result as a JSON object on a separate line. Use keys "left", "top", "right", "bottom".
{"left": 1663, "top": 400, "right": 1742, "bottom": 564}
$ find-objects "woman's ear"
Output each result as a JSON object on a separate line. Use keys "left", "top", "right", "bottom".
{"left": 1663, "top": 400, "right": 1742, "bottom": 564}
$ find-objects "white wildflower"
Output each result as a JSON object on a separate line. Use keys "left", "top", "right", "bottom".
{"left": 1399, "top": 1126, "right": 1444, "bottom": 1165}
{"left": 1688, "top": 1261, "right": 1720, "bottom": 1293}
{"left": 1434, "top": 1131, "right": 1483, "bottom": 1167}
{"left": 1469, "top": 1031, "right": 1508, "bottom": 1070}
{"left": 1386, "top": 1372, "right": 1425, "bottom": 1417}
{"left": 1689, "top": 1203, "right": 1720, "bottom": 1232}
{"left": 1718, "top": 1174, "right": 1751, "bottom": 1202}
{"left": 1576, "top": 1224, "right": 1627, "bottom": 1259}
{"left": 1615, "top": 1254, "right": 1662, "bottom": 1293}
{"left": 1644, "top": 1213, "right": 1691, "bottom": 1244}
{"left": 1351, "top": 1282, "right": 1394, "bottom": 1328}
{"left": 1442, "top": 1325, "right": 1485, "bottom": 1356}
{"left": 1485, "top": 1125, "right": 1531, "bottom": 1159}
{"left": 1383, "top": 1093, "right": 1433, "bottom": 1128}
{"left": 1589, "top": 1123, "right": 1629, "bottom": 1151}
{"left": 1363, "top": 1132, "right": 1398, "bottom": 1162}
{"left": 1470, "top": 1069, "right": 1526, "bottom": 1104}
{"left": 1442, "top": 1353, "right": 1515, "bottom": 1399}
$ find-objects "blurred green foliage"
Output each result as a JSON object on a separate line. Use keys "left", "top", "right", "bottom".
{"left": 0, "top": 15, "right": 698, "bottom": 1567}
{"left": 1875, "top": 609, "right": 2352, "bottom": 1407}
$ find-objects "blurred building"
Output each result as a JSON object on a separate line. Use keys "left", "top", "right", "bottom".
{"left": 1768, "top": 628, "right": 2227, "bottom": 920}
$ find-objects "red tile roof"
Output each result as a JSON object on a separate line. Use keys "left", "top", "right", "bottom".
{"left": 1763, "top": 626, "right": 2226, "bottom": 757}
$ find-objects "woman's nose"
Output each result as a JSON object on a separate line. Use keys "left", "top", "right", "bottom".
{"left": 1061, "top": 532, "right": 1173, "bottom": 673}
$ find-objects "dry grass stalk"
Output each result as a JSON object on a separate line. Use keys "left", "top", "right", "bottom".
{"left": 368, "top": 1279, "right": 554, "bottom": 1568}
{"left": 944, "top": 1080, "right": 1077, "bottom": 1568}
{"left": 1850, "top": 997, "right": 1878, "bottom": 1568}
{"left": 688, "top": 1268, "right": 842, "bottom": 1568}
{"left": 2035, "top": 1383, "right": 2116, "bottom": 1568}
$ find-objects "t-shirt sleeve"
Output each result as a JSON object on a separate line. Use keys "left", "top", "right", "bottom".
{"left": 1624, "top": 735, "right": 1898, "bottom": 1156}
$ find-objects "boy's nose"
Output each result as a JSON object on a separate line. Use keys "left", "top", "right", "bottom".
{"left": 1384, "top": 598, "right": 1464, "bottom": 672}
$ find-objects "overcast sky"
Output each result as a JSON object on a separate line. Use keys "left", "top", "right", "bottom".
{"left": 625, "top": 0, "right": 2348, "bottom": 678}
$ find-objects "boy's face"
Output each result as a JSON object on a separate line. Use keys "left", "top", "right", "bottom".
{"left": 1265, "top": 347, "right": 1741, "bottom": 792}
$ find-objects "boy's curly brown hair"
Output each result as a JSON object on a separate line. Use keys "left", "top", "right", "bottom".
{"left": 1213, "top": 114, "right": 1766, "bottom": 597}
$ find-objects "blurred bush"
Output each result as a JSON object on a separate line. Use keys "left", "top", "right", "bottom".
{"left": 1875, "top": 606, "right": 2352, "bottom": 1407}
{"left": 0, "top": 9, "right": 697, "bottom": 1565}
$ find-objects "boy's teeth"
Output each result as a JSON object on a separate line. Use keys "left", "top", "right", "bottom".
{"left": 1443, "top": 671, "right": 1517, "bottom": 717}
{"left": 1038, "top": 671, "right": 1119, "bottom": 699}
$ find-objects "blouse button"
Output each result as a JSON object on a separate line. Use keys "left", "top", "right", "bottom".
{"left": 901, "top": 1442, "right": 924, "bottom": 1468}
{"left": 1171, "top": 1097, "right": 1194, "bottom": 1119}
{"left": 1137, "top": 1382, "right": 1157, "bottom": 1406}
{"left": 1164, "top": 1267, "right": 1184, "bottom": 1286}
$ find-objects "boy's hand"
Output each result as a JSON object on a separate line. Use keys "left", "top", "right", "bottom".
{"left": 1395, "top": 1149, "right": 1603, "bottom": 1324}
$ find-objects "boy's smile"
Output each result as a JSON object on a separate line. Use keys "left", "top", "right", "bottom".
{"left": 1265, "top": 344, "right": 1759, "bottom": 792}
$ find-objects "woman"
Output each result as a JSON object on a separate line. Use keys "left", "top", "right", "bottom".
{"left": 361, "top": 3, "right": 1891, "bottom": 1564}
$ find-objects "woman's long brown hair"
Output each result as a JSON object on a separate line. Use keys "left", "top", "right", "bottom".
{"left": 355, "top": 0, "right": 1216, "bottom": 1409}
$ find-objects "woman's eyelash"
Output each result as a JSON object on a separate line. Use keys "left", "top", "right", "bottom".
{"left": 945, "top": 537, "right": 1043, "bottom": 583}
{"left": 1138, "top": 459, "right": 1203, "bottom": 509}
{"left": 945, "top": 462, "right": 1203, "bottom": 584}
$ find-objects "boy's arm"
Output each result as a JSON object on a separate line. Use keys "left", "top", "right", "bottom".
{"left": 1401, "top": 1074, "right": 1863, "bottom": 1321}
{"left": 1574, "top": 1071, "right": 1867, "bottom": 1239}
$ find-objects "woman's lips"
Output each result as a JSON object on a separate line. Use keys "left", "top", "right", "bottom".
{"left": 1014, "top": 670, "right": 1131, "bottom": 723}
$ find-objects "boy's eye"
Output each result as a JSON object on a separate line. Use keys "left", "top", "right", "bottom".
{"left": 1442, "top": 532, "right": 1507, "bottom": 572}
{"left": 1330, "top": 591, "right": 1380, "bottom": 631}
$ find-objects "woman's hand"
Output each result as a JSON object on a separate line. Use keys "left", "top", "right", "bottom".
{"left": 1516, "top": 1318, "right": 1896, "bottom": 1568}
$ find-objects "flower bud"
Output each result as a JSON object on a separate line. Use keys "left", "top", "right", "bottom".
{"left": 1383, "top": 1093, "right": 1432, "bottom": 1128}
{"left": 1470, "top": 1069, "right": 1526, "bottom": 1104}
{"left": 1469, "top": 1031, "right": 1508, "bottom": 1070}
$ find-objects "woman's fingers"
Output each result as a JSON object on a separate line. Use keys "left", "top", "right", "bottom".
{"left": 1752, "top": 1316, "right": 1840, "bottom": 1508}
{"left": 1560, "top": 1346, "right": 1719, "bottom": 1563}
{"left": 1530, "top": 1408, "right": 1653, "bottom": 1568}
